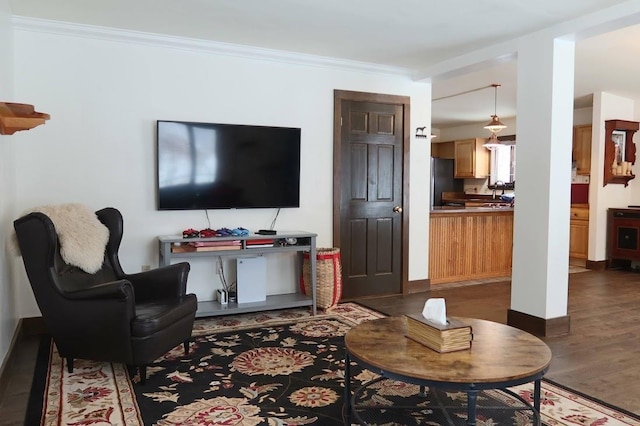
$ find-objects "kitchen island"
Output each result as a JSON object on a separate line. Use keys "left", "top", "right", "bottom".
{"left": 441, "top": 191, "right": 513, "bottom": 207}
{"left": 430, "top": 206, "right": 514, "bottom": 284}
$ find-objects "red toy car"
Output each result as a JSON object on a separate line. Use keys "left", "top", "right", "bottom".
{"left": 182, "top": 228, "right": 200, "bottom": 238}
{"left": 199, "top": 228, "right": 217, "bottom": 238}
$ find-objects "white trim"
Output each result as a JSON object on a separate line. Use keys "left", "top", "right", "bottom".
{"left": 12, "top": 16, "right": 413, "bottom": 77}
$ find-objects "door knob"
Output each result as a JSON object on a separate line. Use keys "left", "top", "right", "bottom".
{"left": 393, "top": 206, "right": 403, "bottom": 213}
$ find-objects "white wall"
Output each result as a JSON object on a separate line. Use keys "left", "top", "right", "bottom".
{"left": 573, "top": 106, "right": 593, "bottom": 126}
{"left": 409, "top": 84, "right": 432, "bottom": 281}
{"left": 0, "top": 0, "right": 16, "bottom": 373}
{"left": 11, "top": 21, "right": 432, "bottom": 316}
{"left": 438, "top": 117, "right": 517, "bottom": 142}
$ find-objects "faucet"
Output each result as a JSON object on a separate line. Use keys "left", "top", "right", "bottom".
{"left": 492, "top": 180, "right": 504, "bottom": 199}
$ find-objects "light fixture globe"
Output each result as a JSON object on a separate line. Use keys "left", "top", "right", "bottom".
{"left": 483, "top": 132, "right": 502, "bottom": 150}
{"left": 484, "top": 115, "right": 507, "bottom": 133}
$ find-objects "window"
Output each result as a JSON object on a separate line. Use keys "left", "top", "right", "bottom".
{"left": 489, "top": 145, "right": 515, "bottom": 185}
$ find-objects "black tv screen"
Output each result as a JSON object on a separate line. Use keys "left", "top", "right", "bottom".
{"left": 156, "top": 120, "right": 301, "bottom": 210}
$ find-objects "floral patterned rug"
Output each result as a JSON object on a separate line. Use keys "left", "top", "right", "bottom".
{"left": 27, "top": 303, "right": 640, "bottom": 425}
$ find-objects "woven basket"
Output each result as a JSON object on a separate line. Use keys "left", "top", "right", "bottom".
{"left": 300, "top": 248, "right": 342, "bottom": 309}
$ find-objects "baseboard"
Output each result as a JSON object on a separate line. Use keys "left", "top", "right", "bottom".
{"left": 507, "top": 309, "right": 570, "bottom": 337}
{"left": 0, "top": 316, "right": 46, "bottom": 402}
{"left": 586, "top": 260, "right": 606, "bottom": 270}
{"left": 0, "top": 318, "right": 24, "bottom": 402}
{"left": 569, "top": 257, "right": 586, "bottom": 267}
{"left": 405, "top": 278, "right": 430, "bottom": 294}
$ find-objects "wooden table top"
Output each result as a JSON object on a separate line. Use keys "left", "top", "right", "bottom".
{"left": 344, "top": 316, "right": 552, "bottom": 385}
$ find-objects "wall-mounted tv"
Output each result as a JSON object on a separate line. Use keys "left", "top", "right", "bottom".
{"left": 156, "top": 120, "right": 301, "bottom": 210}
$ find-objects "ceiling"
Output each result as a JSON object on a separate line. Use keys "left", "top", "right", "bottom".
{"left": 8, "top": 0, "right": 640, "bottom": 128}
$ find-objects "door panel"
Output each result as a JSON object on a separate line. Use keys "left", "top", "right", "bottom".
{"left": 350, "top": 144, "right": 367, "bottom": 200}
{"left": 340, "top": 100, "right": 403, "bottom": 298}
{"left": 375, "top": 217, "right": 394, "bottom": 274}
{"left": 349, "top": 219, "right": 367, "bottom": 277}
{"left": 376, "top": 145, "right": 394, "bottom": 200}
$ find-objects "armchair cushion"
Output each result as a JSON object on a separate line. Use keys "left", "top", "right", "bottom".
{"left": 132, "top": 294, "right": 198, "bottom": 337}
{"left": 126, "top": 263, "right": 190, "bottom": 301}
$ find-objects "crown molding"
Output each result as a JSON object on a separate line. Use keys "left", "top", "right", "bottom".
{"left": 12, "top": 16, "right": 413, "bottom": 78}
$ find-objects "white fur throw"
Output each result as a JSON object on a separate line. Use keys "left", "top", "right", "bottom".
{"left": 16, "top": 203, "right": 109, "bottom": 274}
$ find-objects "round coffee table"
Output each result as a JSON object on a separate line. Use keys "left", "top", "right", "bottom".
{"left": 344, "top": 316, "right": 552, "bottom": 426}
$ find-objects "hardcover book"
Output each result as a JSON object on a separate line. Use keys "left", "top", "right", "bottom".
{"left": 246, "top": 239, "right": 275, "bottom": 245}
{"left": 404, "top": 314, "right": 473, "bottom": 353}
{"left": 193, "top": 245, "right": 241, "bottom": 252}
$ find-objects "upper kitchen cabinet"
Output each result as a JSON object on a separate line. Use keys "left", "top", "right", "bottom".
{"left": 573, "top": 125, "right": 592, "bottom": 175}
{"left": 603, "top": 119, "right": 638, "bottom": 187}
{"left": 454, "top": 138, "right": 489, "bottom": 178}
{"left": 432, "top": 141, "right": 455, "bottom": 159}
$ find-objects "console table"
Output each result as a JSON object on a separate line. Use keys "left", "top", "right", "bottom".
{"left": 158, "top": 231, "right": 317, "bottom": 317}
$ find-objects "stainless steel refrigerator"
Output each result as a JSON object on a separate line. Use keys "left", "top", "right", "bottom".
{"left": 431, "top": 157, "right": 464, "bottom": 207}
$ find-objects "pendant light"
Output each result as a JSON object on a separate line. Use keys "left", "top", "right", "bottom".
{"left": 483, "top": 132, "right": 502, "bottom": 150}
{"left": 483, "top": 84, "right": 506, "bottom": 133}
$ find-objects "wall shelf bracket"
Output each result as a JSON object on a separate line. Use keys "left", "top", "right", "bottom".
{"left": 0, "top": 102, "right": 50, "bottom": 135}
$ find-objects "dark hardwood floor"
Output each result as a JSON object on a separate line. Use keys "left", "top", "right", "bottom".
{"left": 1, "top": 268, "right": 639, "bottom": 424}
{"left": 0, "top": 332, "right": 39, "bottom": 426}
{"left": 357, "top": 269, "right": 640, "bottom": 415}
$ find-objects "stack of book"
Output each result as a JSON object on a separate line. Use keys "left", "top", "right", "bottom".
{"left": 188, "top": 240, "right": 242, "bottom": 252}
{"left": 171, "top": 244, "right": 196, "bottom": 253}
{"left": 246, "top": 238, "right": 275, "bottom": 248}
{"left": 404, "top": 313, "right": 473, "bottom": 353}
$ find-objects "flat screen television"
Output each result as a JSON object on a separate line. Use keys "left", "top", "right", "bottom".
{"left": 156, "top": 120, "right": 301, "bottom": 210}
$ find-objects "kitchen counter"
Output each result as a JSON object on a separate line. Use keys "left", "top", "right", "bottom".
{"left": 429, "top": 207, "right": 513, "bottom": 284}
{"left": 440, "top": 191, "right": 513, "bottom": 207}
{"left": 431, "top": 206, "right": 514, "bottom": 214}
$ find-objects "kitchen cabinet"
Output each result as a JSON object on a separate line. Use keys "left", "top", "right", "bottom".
{"left": 572, "top": 125, "right": 592, "bottom": 175}
{"left": 569, "top": 205, "right": 589, "bottom": 259}
{"left": 431, "top": 141, "right": 455, "bottom": 159}
{"left": 454, "top": 138, "right": 489, "bottom": 178}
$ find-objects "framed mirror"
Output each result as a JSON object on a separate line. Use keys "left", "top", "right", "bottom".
{"left": 604, "top": 120, "right": 638, "bottom": 187}
{"left": 612, "top": 130, "right": 626, "bottom": 166}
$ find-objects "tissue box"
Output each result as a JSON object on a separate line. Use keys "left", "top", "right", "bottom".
{"left": 405, "top": 314, "right": 472, "bottom": 353}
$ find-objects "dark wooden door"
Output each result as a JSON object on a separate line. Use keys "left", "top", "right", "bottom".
{"left": 338, "top": 100, "right": 404, "bottom": 298}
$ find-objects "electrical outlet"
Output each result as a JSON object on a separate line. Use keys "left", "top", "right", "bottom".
{"left": 141, "top": 264, "right": 151, "bottom": 272}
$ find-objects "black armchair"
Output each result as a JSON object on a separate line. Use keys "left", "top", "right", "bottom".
{"left": 13, "top": 207, "right": 197, "bottom": 383}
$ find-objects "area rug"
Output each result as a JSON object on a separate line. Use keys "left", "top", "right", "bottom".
{"left": 26, "top": 303, "right": 640, "bottom": 425}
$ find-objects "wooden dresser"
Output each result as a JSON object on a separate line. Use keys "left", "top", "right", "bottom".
{"left": 608, "top": 208, "right": 640, "bottom": 268}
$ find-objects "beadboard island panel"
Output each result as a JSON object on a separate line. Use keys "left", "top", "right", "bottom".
{"left": 429, "top": 208, "right": 513, "bottom": 284}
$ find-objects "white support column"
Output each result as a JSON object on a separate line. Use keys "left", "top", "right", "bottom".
{"left": 509, "top": 35, "right": 575, "bottom": 335}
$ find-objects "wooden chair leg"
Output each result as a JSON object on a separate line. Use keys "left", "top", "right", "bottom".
{"left": 184, "top": 340, "right": 189, "bottom": 355}
{"left": 67, "top": 357, "right": 73, "bottom": 373}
